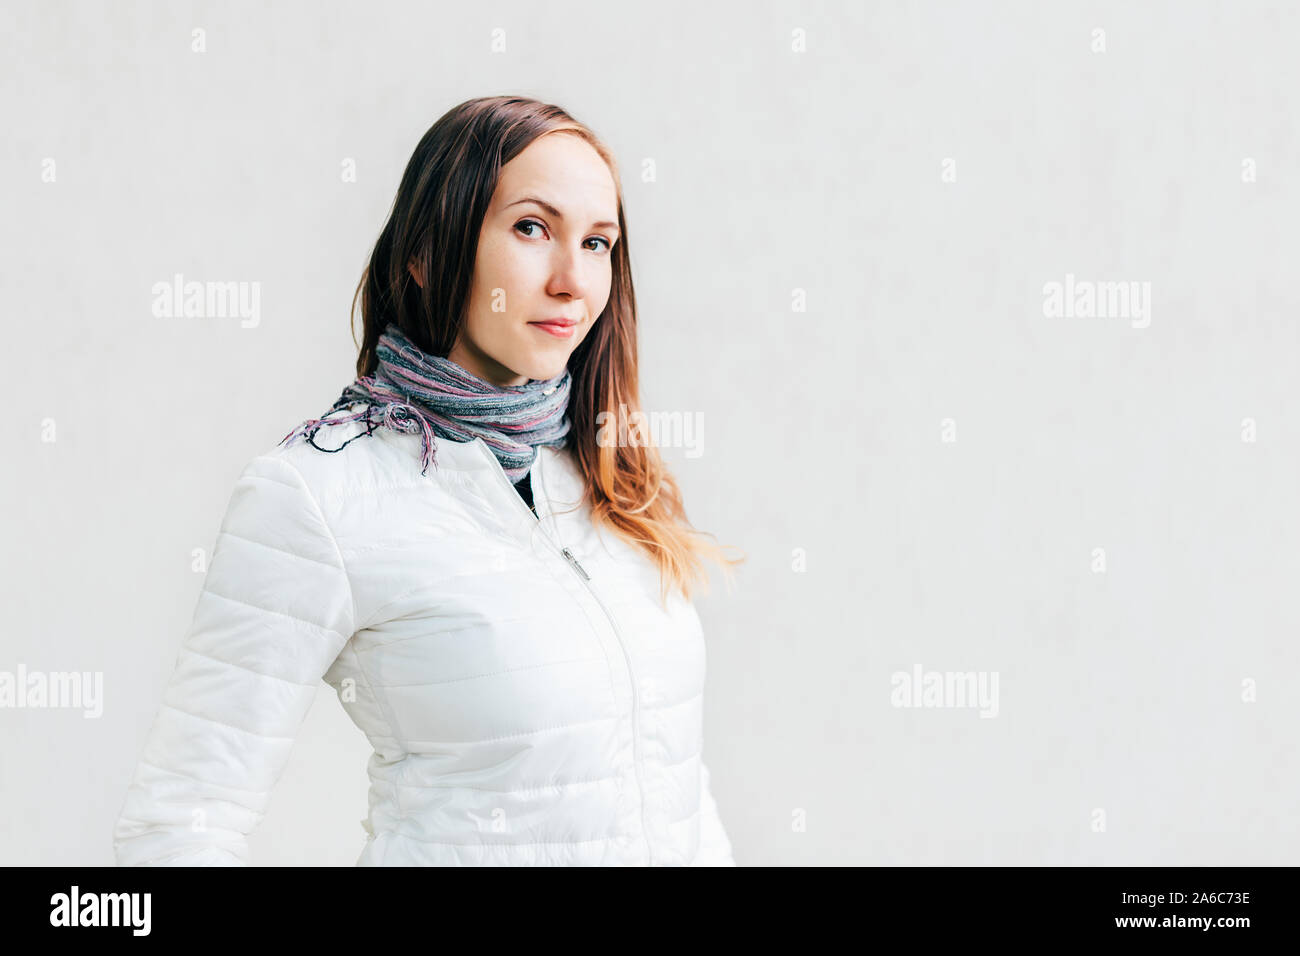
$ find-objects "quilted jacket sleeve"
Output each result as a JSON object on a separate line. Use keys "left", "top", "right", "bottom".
{"left": 112, "top": 454, "right": 355, "bottom": 866}
{"left": 690, "top": 760, "right": 737, "bottom": 866}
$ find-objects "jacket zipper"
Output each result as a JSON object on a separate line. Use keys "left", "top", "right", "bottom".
{"left": 479, "top": 442, "right": 651, "bottom": 863}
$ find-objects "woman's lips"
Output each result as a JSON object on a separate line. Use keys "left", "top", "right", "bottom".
{"left": 529, "top": 321, "right": 577, "bottom": 338}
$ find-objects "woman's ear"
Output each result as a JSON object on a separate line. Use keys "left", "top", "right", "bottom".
{"left": 407, "top": 259, "right": 425, "bottom": 289}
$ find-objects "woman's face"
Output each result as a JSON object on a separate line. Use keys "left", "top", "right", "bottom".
{"left": 439, "top": 132, "right": 620, "bottom": 387}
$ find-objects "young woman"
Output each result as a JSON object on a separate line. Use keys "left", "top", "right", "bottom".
{"left": 112, "top": 95, "right": 743, "bottom": 866}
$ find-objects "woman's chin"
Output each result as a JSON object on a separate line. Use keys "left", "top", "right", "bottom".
{"left": 514, "top": 357, "right": 569, "bottom": 383}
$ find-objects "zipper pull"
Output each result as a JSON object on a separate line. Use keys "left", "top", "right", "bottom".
{"left": 561, "top": 547, "right": 591, "bottom": 580}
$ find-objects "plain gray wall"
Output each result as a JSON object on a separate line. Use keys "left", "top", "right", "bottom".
{"left": 2, "top": 0, "right": 1297, "bottom": 865}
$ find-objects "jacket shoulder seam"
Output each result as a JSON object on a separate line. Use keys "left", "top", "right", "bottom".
{"left": 201, "top": 587, "right": 349, "bottom": 643}
{"left": 256, "top": 455, "right": 359, "bottom": 638}
{"left": 218, "top": 528, "right": 350, "bottom": 575}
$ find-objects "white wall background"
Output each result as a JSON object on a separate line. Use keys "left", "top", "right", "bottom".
{"left": 2, "top": 0, "right": 1297, "bottom": 865}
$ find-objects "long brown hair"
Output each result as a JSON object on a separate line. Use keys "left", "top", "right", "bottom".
{"left": 350, "top": 95, "right": 743, "bottom": 606}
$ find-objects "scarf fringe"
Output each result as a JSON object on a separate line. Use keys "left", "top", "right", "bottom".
{"left": 278, "top": 327, "right": 570, "bottom": 481}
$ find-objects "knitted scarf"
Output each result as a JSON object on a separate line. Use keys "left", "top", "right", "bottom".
{"left": 279, "top": 324, "right": 572, "bottom": 482}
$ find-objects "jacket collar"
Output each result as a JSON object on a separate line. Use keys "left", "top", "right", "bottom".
{"left": 363, "top": 421, "right": 583, "bottom": 507}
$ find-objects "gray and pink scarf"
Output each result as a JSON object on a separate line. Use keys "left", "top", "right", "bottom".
{"left": 280, "top": 324, "right": 572, "bottom": 481}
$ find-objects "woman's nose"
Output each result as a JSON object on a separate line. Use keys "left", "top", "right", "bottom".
{"left": 546, "top": 247, "right": 589, "bottom": 300}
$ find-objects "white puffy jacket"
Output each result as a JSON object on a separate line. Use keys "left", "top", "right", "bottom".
{"left": 112, "top": 408, "right": 736, "bottom": 866}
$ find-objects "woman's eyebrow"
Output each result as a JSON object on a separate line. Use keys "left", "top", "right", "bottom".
{"left": 505, "top": 195, "right": 620, "bottom": 233}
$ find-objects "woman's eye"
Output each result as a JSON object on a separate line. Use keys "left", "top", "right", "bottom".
{"left": 516, "top": 220, "right": 610, "bottom": 253}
